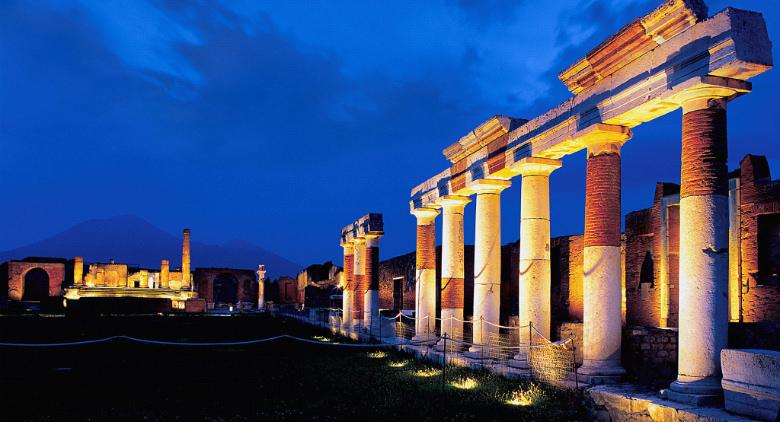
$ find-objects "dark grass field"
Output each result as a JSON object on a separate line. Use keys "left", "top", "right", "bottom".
{"left": 0, "top": 314, "right": 586, "bottom": 421}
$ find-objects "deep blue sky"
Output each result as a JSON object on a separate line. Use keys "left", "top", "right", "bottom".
{"left": 1, "top": 0, "right": 778, "bottom": 268}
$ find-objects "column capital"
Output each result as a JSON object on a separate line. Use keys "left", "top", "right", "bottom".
{"left": 468, "top": 178, "right": 511, "bottom": 195}
{"left": 411, "top": 206, "right": 439, "bottom": 224}
{"left": 352, "top": 237, "right": 366, "bottom": 245}
{"left": 340, "top": 240, "right": 354, "bottom": 250}
{"left": 508, "top": 157, "right": 562, "bottom": 177}
{"left": 434, "top": 195, "right": 471, "bottom": 211}
{"left": 575, "top": 124, "right": 632, "bottom": 156}
{"left": 673, "top": 77, "right": 751, "bottom": 113}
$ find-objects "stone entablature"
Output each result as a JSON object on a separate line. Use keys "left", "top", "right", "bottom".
{"left": 411, "top": 7, "right": 771, "bottom": 211}
{"left": 340, "top": 213, "right": 383, "bottom": 245}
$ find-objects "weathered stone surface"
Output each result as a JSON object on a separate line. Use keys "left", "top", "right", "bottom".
{"left": 721, "top": 349, "right": 780, "bottom": 421}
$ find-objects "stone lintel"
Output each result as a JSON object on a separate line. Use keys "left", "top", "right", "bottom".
{"left": 506, "top": 157, "right": 562, "bottom": 177}
{"left": 341, "top": 213, "right": 384, "bottom": 244}
{"left": 672, "top": 76, "right": 751, "bottom": 113}
{"left": 443, "top": 115, "right": 527, "bottom": 163}
{"left": 410, "top": 8, "right": 772, "bottom": 210}
{"left": 411, "top": 207, "right": 440, "bottom": 225}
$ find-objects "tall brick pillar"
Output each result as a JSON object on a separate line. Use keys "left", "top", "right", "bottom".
{"left": 668, "top": 93, "right": 730, "bottom": 405}
{"left": 411, "top": 207, "right": 439, "bottom": 342}
{"left": 578, "top": 124, "right": 632, "bottom": 384}
{"left": 509, "top": 157, "right": 562, "bottom": 369}
{"left": 352, "top": 238, "right": 366, "bottom": 331}
{"left": 160, "top": 259, "right": 170, "bottom": 289}
{"left": 341, "top": 241, "right": 354, "bottom": 330}
{"left": 466, "top": 179, "right": 511, "bottom": 357}
{"left": 435, "top": 195, "right": 471, "bottom": 351}
{"left": 257, "top": 264, "right": 266, "bottom": 311}
{"left": 73, "top": 256, "right": 84, "bottom": 286}
{"left": 364, "top": 235, "right": 381, "bottom": 330}
{"left": 182, "top": 228, "right": 191, "bottom": 290}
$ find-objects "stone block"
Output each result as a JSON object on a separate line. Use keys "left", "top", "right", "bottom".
{"left": 721, "top": 349, "right": 780, "bottom": 421}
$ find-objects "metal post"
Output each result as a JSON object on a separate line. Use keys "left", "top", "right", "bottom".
{"left": 529, "top": 321, "right": 534, "bottom": 380}
{"left": 480, "top": 316, "right": 484, "bottom": 364}
{"left": 379, "top": 310, "right": 382, "bottom": 341}
{"left": 442, "top": 333, "right": 447, "bottom": 390}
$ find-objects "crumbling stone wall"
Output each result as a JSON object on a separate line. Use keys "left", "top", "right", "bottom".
{"left": 622, "top": 326, "right": 678, "bottom": 383}
{"left": 6, "top": 260, "right": 65, "bottom": 301}
{"left": 194, "top": 268, "right": 257, "bottom": 307}
{"left": 738, "top": 155, "right": 780, "bottom": 323}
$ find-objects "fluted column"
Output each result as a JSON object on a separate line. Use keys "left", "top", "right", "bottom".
{"left": 182, "top": 228, "right": 191, "bottom": 290}
{"left": 352, "top": 238, "right": 366, "bottom": 330}
{"left": 668, "top": 91, "right": 730, "bottom": 405}
{"left": 411, "top": 207, "right": 439, "bottom": 342}
{"left": 435, "top": 195, "right": 471, "bottom": 350}
{"left": 257, "top": 264, "right": 266, "bottom": 310}
{"left": 578, "top": 124, "right": 631, "bottom": 384}
{"left": 467, "top": 179, "right": 510, "bottom": 356}
{"left": 341, "top": 241, "right": 354, "bottom": 330}
{"left": 364, "top": 235, "right": 381, "bottom": 330}
{"left": 73, "top": 256, "right": 84, "bottom": 286}
{"left": 510, "top": 157, "right": 562, "bottom": 367}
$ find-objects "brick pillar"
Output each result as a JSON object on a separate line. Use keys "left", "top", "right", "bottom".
{"left": 668, "top": 95, "right": 730, "bottom": 405}
{"left": 257, "top": 264, "right": 266, "bottom": 310}
{"left": 160, "top": 259, "right": 170, "bottom": 289}
{"left": 364, "top": 235, "right": 381, "bottom": 329}
{"left": 352, "top": 238, "right": 366, "bottom": 330}
{"left": 411, "top": 207, "right": 439, "bottom": 342}
{"left": 73, "top": 256, "right": 84, "bottom": 286}
{"left": 578, "top": 124, "right": 632, "bottom": 384}
{"left": 341, "top": 242, "right": 354, "bottom": 330}
{"left": 466, "top": 179, "right": 511, "bottom": 357}
{"left": 510, "top": 157, "right": 562, "bottom": 368}
{"left": 182, "top": 228, "right": 191, "bottom": 290}
{"left": 435, "top": 195, "right": 471, "bottom": 351}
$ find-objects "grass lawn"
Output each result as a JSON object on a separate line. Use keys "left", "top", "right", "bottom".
{"left": 0, "top": 314, "right": 586, "bottom": 420}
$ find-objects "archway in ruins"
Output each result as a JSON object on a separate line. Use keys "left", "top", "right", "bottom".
{"left": 22, "top": 268, "right": 49, "bottom": 301}
{"left": 213, "top": 273, "right": 239, "bottom": 305}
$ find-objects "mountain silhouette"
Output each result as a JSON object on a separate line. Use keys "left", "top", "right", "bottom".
{"left": 0, "top": 215, "right": 301, "bottom": 278}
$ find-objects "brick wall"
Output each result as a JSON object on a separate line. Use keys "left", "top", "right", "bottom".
{"left": 622, "top": 326, "right": 678, "bottom": 383}
{"left": 6, "top": 260, "right": 66, "bottom": 301}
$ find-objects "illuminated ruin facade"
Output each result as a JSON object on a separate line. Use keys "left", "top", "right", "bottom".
{"left": 405, "top": 0, "right": 772, "bottom": 404}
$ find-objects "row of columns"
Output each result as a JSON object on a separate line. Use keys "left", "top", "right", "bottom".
{"left": 410, "top": 90, "right": 731, "bottom": 401}
{"left": 341, "top": 234, "right": 382, "bottom": 331}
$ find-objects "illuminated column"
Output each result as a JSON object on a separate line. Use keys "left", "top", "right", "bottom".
{"left": 364, "top": 235, "right": 381, "bottom": 330}
{"left": 182, "top": 228, "right": 191, "bottom": 290}
{"left": 352, "top": 238, "right": 366, "bottom": 330}
{"left": 668, "top": 92, "right": 730, "bottom": 405}
{"left": 411, "top": 207, "right": 439, "bottom": 342}
{"left": 341, "top": 241, "right": 355, "bottom": 330}
{"left": 435, "top": 195, "right": 470, "bottom": 350}
{"left": 73, "top": 256, "right": 84, "bottom": 286}
{"left": 160, "top": 260, "right": 170, "bottom": 289}
{"left": 257, "top": 264, "right": 266, "bottom": 310}
{"left": 511, "top": 158, "right": 562, "bottom": 367}
{"left": 467, "top": 179, "right": 510, "bottom": 356}
{"left": 578, "top": 125, "right": 631, "bottom": 383}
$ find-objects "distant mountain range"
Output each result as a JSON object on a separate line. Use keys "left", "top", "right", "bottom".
{"left": 0, "top": 215, "right": 302, "bottom": 278}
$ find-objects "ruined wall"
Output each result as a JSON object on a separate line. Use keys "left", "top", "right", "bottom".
{"left": 738, "top": 155, "right": 780, "bottom": 323}
{"left": 622, "top": 326, "right": 678, "bottom": 383}
{"left": 194, "top": 268, "right": 257, "bottom": 307}
{"left": 6, "top": 260, "right": 66, "bottom": 301}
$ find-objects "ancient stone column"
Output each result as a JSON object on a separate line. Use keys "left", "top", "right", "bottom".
{"left": 435, "top": 195, "right": 470, "bottom": 351}
{"left": 364, "top": 235, "right": 381, "bottom": 330}
{"left": 668, "top": 92, "right": 730, "bottom": 405}
{"left": 73, "top": 256, "right": 84, "bottom": 286}
{"left": 510, "top": 157, "right": 561, "bottom": 368}
{"left": 257, "top": 264, "right": 266, "bottom": 310}
{"left": 578, "top": 124, "right": 631, "bottom": 384}
{"left": 352, "top": 237, "right": 366, "bottom": 330}
{"left": 411, "top": 207, "right": 439, "bottom": 342}
{"left": 467, "top": 179, "right": 510, "bottom": 357}
{"left": 139, "top": 270, "right": 149, "bottom": 288}
{"left": 341, "top": 241, "right": 355, "bottom": 330}
{"left": 182, "top": 228, "right": 191, "bottom": 290}
{"left": 160, "top": 259, "right": 170, "bottom": 289}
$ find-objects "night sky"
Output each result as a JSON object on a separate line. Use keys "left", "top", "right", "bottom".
{"left": 1, "top": 0, "right": 778, "bottom": 267}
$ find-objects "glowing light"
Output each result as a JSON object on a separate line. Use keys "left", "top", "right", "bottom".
{"left": 414, "top": 368, "right": 441, "bottom": 377}
{"left": 450, "top": 377, "right": 478, "bottom": 390}
{"left": 312, "top": 336, "right": 331, "bottom": 342}
{"left": 367, "top": 351, "right": 387, "bottom": 359}
{"left": 505, "top": 384, "right": 544, "bottom": 407}
{"left": 388, "top": 360, "right": 409, "bottom": 368}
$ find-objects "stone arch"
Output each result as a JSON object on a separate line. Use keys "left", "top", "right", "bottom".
{"left": 213, "top": 272, "right": 239, "bottom": 305}
{"left": 22, "top": 268, "right": 50, "bottom": 301}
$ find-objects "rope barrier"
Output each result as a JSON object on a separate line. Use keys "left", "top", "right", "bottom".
{"left": 0, "top": 335, "right": 431, "bottom": 348}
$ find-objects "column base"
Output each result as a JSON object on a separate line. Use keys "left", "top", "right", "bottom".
{"left": 665, "top": 377, "right": 723, "bottom": 406}
{"left": 578, "top": 360, "right": 625, "bottom": 385}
